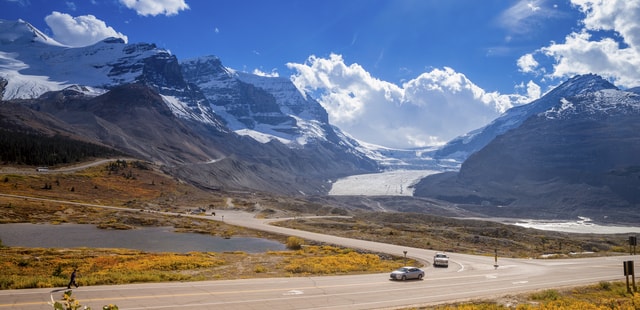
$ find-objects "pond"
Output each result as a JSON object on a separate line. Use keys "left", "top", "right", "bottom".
{"left": 0, "top": 223, "right": 286, "bottom": 253}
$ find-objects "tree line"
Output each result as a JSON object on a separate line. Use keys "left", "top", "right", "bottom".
{"left": 0, "top": 129, "right": 123, "bottom": 166}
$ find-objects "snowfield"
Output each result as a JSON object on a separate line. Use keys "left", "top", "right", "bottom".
{"left": 329, "top": 170, "right": 439, "bottom": 196}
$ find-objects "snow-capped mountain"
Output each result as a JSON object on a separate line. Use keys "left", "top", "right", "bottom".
{"left": 181, "top": 56, "right": 332, "bottom": 145}
{"left": 181, "top": 55, "right": 453, "bottom": 170}
{"left": 0, "top": 19, "right": 380, "bottom": 195}
{"left": 434, "top": 74, "right": 619, "bottom": 162}
{"left": 0, "top": 19, "right": 223, "bottom": 128}
{"left": 414, "top": 74, "right": 640, "bottom": 224}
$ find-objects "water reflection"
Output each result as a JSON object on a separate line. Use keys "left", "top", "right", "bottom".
{"left": 0, "top": 223, "right": 285, "bottom": 253}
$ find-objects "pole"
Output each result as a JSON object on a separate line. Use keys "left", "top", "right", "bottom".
{"left": 633, "top": 261, "right": 637, "bottom": 293}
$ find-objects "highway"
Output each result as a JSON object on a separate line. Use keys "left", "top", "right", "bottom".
{"left": 0, "top": 209, "right": 633, "bottom": 309}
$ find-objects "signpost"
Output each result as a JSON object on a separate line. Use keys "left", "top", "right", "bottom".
{"left": 624, "top": 261, "right": 636, "bottom": 293}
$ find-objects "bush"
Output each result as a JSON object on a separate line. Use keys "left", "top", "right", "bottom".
{"left": 286, "top": 236, "right": 304, "bottom": 250}
{"left": 530, "top": 289, "right": 560, "bottom": 301}
{"left": 598, "top": 281, "right": 612, "bottom": 290}
{"left": 49, "top": 290, "right": 118, "bottom": 310}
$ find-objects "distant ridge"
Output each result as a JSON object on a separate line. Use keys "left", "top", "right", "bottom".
{"left": 415, "top": 74, "right": 640, "bottom": 224}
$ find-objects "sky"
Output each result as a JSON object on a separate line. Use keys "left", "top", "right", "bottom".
{"left": 2, "top": 0, "right": 640, "bottom": 149}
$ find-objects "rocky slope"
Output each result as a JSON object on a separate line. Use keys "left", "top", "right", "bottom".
{"left": 414, "top": 75, "right": 640, "bottom": 224}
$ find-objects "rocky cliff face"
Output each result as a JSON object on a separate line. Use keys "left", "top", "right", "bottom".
{"left": 181, "top": 56, "right": 330, "bottom": 143}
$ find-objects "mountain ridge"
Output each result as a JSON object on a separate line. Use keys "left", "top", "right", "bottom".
{"left": 433, "top": 74, "right": 620, "bottom": 162}
{"left": 0, "top": 19, "right": 380, "bottom": 195}
{"left": 414, "top": 74, "right": 640, "bottom": 224}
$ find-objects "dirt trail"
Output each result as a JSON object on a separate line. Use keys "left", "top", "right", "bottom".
{"left": 0, "top": 158, "right": 134, "bottom": 175}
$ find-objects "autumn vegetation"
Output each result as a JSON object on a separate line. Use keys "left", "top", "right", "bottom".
{"left": 426, "top": 282, "right": 640, "bottom": 310}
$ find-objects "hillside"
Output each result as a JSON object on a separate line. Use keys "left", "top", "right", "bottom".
{"left": 414, "top": 75, "right": 640, "bottom": 224}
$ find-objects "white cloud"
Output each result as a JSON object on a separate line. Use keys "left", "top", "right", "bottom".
{"left": 517, "top": 53, "right": 539, "bottom": 73}
{"left": 524, "top": 0, "right": 640, "bottom": 88}
{"left": 65, "top": 1, "right": 77, "bottom": 11}
{"left": 5, "top": 0, "right": 30, "bottom": 6}
{"left": 44, "top": 11, "right": 128, "bottom": 47}
{"left": 119, "top": 0, "right": 189, "bottom": 16}
{"left": 252, "top": 68, "right": 279, "bottom": 78}
{"left": 498, "top": 0, "right": 556, "bottom": 34}
{"left": 287, "top": 54, "right": 526, "bottom": 148}
{"left": 516, "top": 80, "right": 542, "bottom": 99}
{"left": 526, "top": 80, "right": 542, "bottom": 98}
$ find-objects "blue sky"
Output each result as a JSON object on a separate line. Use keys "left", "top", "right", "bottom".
{"left": 2, "top": 0, "right": 640, "bottom": 148}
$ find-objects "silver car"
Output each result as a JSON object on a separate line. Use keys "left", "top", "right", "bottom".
{"left": 389, "top": 266, "right": 425, "bottom": 281}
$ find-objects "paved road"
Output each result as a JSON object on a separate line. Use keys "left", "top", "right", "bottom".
{"left": 0, "top": 207, "right": 633, "bottom": 309}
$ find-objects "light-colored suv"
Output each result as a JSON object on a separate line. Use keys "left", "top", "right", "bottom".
{"left": 433, "top": 252, "right": 449, "bottom": 267}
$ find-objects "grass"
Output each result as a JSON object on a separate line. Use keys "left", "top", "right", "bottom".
{"left": 421, "top": 281, "right": 640, "bottom": 309}
{"left": 0, "top": 244, "right": 411, "bottom": 290}
{"left": 272, "top": 214, "right": 630, "bottom": 259}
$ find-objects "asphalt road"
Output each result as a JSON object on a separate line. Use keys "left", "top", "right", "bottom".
{"left": 0, "top": 209, "right": 634, "bottom": 309}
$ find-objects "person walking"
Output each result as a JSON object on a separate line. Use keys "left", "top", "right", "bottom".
{"left": 67, "top": 268, "right": 79, "bottom": 289}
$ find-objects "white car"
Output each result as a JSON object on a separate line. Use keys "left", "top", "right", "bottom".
{"left": 389, "top": 266, "right": 425, "bottom": 280}
{"left": 433, "top": 252, "right": 449, "bottom": 267}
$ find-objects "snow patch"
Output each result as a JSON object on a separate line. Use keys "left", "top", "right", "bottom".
{"left": 514, "top": 217, "right": 640, "bottom": 234}
{"left": 235, "top": 128, "right": 291, "bottom": 144}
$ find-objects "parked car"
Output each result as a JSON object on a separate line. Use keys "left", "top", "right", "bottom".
{"left": 433, "top": 252, "right": 449, "bottom": 267}
{"left": 389, "top": 266, "right": 424, "bottom": 280}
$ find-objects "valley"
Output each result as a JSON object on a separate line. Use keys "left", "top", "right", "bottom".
{"left": 0, "top": 160, "right": 632, "bottom": 283}
{"left": 0, "top": 162, "right": 636, "bottom": 309}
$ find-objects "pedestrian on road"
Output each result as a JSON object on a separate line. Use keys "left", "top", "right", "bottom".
{"left": 67, "top": 268, "right": 79, "bottom": 289}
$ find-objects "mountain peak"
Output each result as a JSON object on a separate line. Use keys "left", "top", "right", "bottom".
{"left": 551, "top": 74, "right": 617, "bottom": 97}
{"left": 432, "top": 73, "right": 622, "bottom": 162}
{"left": 101, "top": 37, "right": 126, "bottom": 44}
{"left": 181, "top": 56, "right": 231, "bottom": 80}
{"left": 0, "top": 19, "right": 64, "bottom": 47}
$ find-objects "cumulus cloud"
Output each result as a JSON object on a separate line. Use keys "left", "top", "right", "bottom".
{"left": 119, "top": 0, "right": 189, "bottom": 16}
{"left": 524, "top": 0, "right": 640, "bottom": 88}
{"left": 516, "top": 80, "right": 542, "bottom": 99}
{"left": 252, "top": 68, "right": 279, "bottom": 78}
{"left": 517, "top": 53, "right": 540, "bottom": 73}
{"left": 44, "top": 11, "right": 128, "bottom": 47}
{"left": 287, "top": 54, "right": 527, "bottom": 148}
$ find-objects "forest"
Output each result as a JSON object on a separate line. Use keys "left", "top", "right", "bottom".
{"left": 0, "top": 129, "right": 123, "bottom": 166}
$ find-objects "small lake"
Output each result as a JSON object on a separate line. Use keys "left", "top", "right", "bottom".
{"left": 0, "top": 223, "right": 286, "bottom": 253}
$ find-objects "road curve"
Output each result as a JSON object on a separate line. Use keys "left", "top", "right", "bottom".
{"left": 0, "top": 201, "right": 633, "bottom": 309}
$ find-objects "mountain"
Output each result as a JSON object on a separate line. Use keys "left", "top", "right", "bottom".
{"left": 414, "top": 74, "right": 640, "bottom": 224}
{"left": 0, "top": 19, "right": 378, "bottom": 195}
{"left": 0, "top": 20, "right": 221, "bottom": 127}
{"left": 182, "top": 56, "right": 329, "bottom": 143}
{"left": 433, "top": 74, "right": 618, "bottom": 162}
